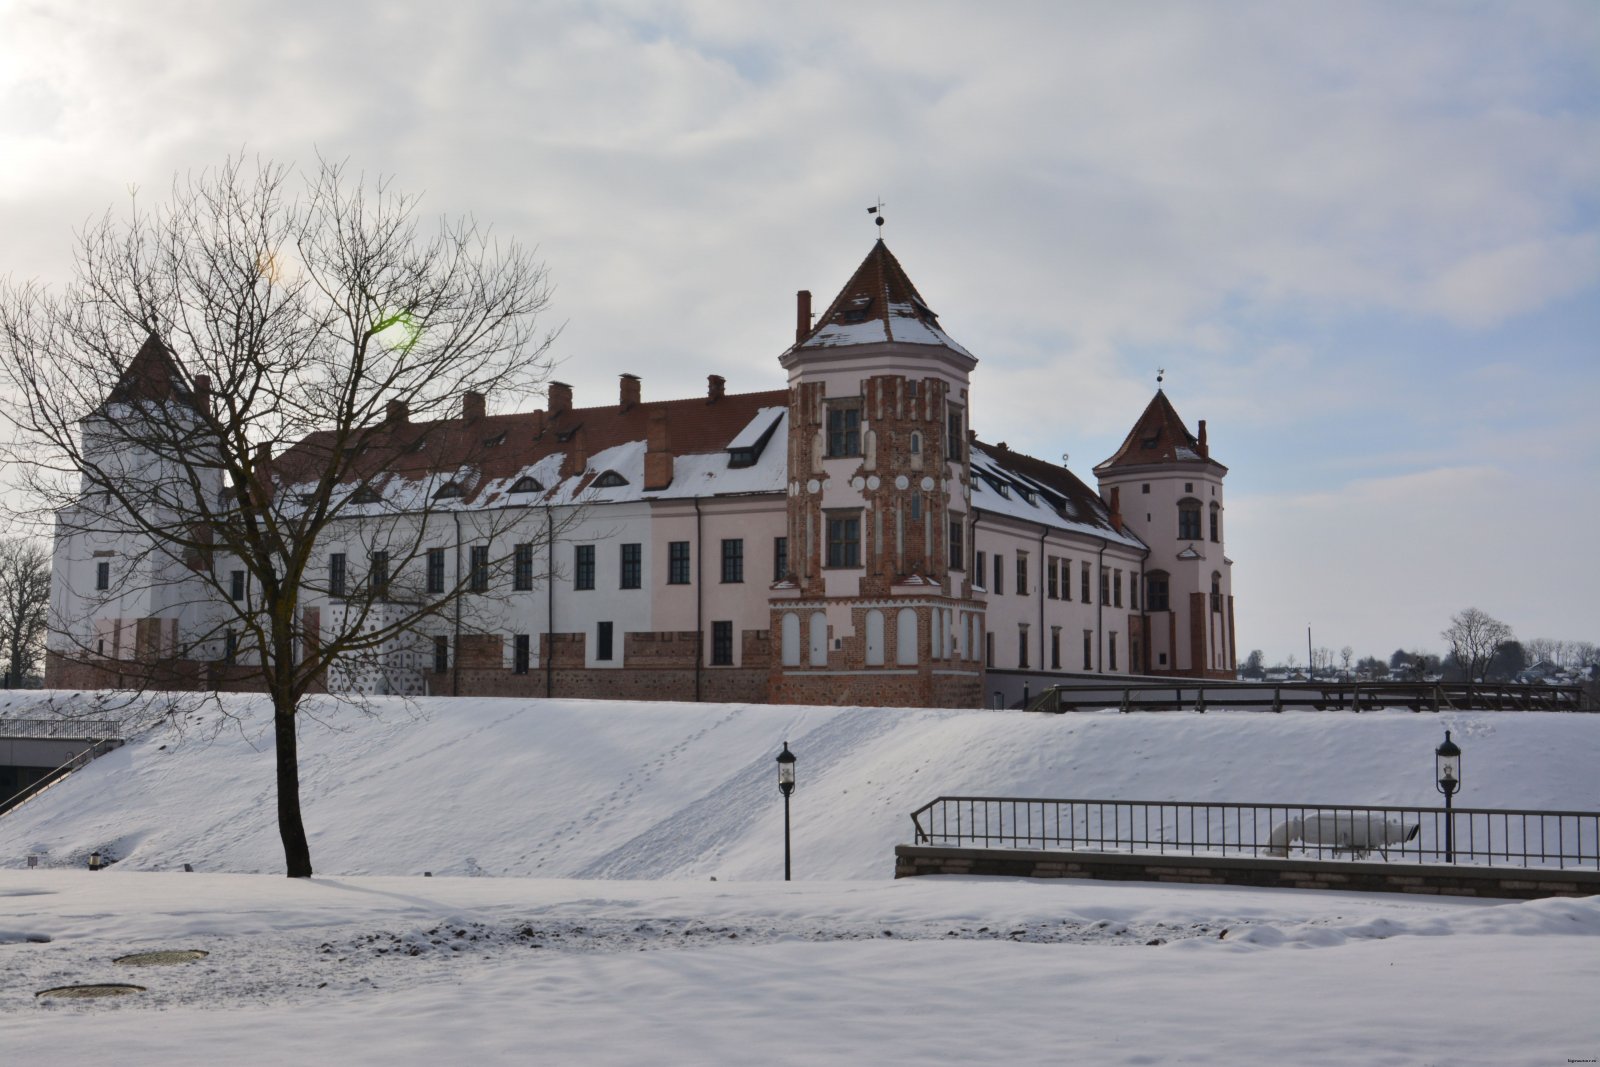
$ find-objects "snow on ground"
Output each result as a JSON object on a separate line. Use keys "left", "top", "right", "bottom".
{"left": 1, "top": 693, "right": 1598, "bottom": 1064}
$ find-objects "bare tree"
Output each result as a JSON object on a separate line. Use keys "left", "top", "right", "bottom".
{"left": 0, "top": 156, "right": 560, "bottom": 876}
{"left": 0, "top": 537, "right": 50, "bottom": 687}
{"left": 1339, "top": 645, "right": 1353, "bottom": 673}
{"left": 1442, "top": 608, "right": 1513, "bottom": 686}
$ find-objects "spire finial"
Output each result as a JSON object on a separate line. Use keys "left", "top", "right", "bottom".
{"left": 1156, "top": 367, "right": 1165, "bottom": 389}
{"left": 867, "top": 198, "right": 886, "bottom": 236}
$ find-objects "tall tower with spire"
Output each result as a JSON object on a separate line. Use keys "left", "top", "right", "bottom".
{"left": 1094, "top": 388, "right": 1235, "bottom": 678}
{"left": 767, "top": 241, "right": 984, "bottom": 706}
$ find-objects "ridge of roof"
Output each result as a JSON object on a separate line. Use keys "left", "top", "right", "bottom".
{"left": 1094, "top": 389, "right": 1216, "bottom": 473}
{"left": 792, "top": 240, "right": 971, "bottom": 356}
{"left": 972, "top": 438, "right": 1143, "bottom": 547}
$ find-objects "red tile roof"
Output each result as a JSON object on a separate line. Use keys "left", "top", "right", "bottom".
{"left": 793, "top": 240, "right": 970, "bottom": 355}
{"left": 1094, "top": 390, "right": 1223, "bottom": 474}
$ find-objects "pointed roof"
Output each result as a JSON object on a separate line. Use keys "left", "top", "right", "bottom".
{"left": 791, "top": 240, "right": 972, "bottom": 357}
{"left": 105, "top": 333, "right": 197, "bottom": 409}
{"left": 1094, "top": 389, "right": 1224, "bottom": 474}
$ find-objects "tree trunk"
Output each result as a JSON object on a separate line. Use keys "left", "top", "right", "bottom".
{"left": 273, "top": 701, "right": 314, "bottom": 877}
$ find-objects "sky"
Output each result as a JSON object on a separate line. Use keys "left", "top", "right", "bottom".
{"left": 1, "top": 0, "right": 1595, "bottom": 664}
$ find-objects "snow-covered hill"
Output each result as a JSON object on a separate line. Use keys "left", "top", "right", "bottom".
{"left": 2, "top": 691, "right": 1596, "bottom": 879}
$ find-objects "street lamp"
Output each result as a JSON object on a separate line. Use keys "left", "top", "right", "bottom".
{"left": 776, "top": 742, "right": 797, "bottom": 881}
{"left": 88, "top": 851, "right": 102, "bottom": 872}
{"left": 1435, "top": 731, "right": 1462, "bottom": 863}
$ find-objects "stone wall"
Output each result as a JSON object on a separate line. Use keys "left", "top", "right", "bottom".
{"left": 893, "top": 844, "right": 1600, "bottom": 900}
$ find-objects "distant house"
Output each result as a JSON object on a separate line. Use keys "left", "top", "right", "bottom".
{"left": 47, "top": 239, "right": 1237, "bottom": 706}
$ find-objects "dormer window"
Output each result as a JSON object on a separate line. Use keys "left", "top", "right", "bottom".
{"left": 1019, "top": 488, "right": 1035, "bottom": 505}
{"left": 509, "top": 475, "right": 543, "bottom": 494}
{"left": 1141, "top": 436, "right": 1159, "bottom": 449}
{"left": 839, "top": 295, "right": 874, "bottom": 324}
{"left": 484, "top": 432, "right": 506, "bottom": 448}
{"left": 433, "top": 482, "right": 464, "bottom": 500}
{"left": 592, "top": 470, "right": 628, "bottom": 488}
{"left": 351, "top": 486, "right": 381, "bottom": 505}
{"left": 728, "top": 448, "right": 757, "bottom": 469}
{"left": 996, "top": 483, "right": 1010, "bottom": 499}
{"left": 555, "top": 424, "right": 581, "bottom": 443}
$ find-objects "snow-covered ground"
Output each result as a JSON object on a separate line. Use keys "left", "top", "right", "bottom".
{"left": 1, "top": 693, "right": 1598, "bottom": 1064}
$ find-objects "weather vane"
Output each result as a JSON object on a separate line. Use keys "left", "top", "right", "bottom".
{"left": 1157, "top": 367, "right": 1165, "bottom": 387}
{"left": 867, "top": 198, "right": 886, "bottom": 233}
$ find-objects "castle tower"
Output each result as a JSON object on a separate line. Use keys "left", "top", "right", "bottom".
{"left": 768, "top": 241, "right": 984, "bottom": 707}
{"left": 1093, "top": 389, "right": 1235, "bottom": 678}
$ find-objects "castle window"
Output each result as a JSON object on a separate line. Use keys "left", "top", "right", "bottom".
{"left": 514, "top": 634, "right": 531, "bottom": 674}
{"left": 352, "top": 486, "right": 381, "bottom": 505}
{"left": 947, "top": 407, "right": 963, "bottom": 461}
{"left": 433, "top": 635, "right": 449, "bottom": 674}
{"left": 1113, "top": 568, "right": 1122, "bottom": 608}
{"left": 668, "top": 541, "right": 690, "bottom": 585}
{"left": 1178, "top": 499, "right": 1202, "bottom": 540}
{"left": 910, "top": 431, "right": 922, "bottom": 455}
{"left": 575, "top": 545, "right": 595, "bottom": 590}
{"left": 597, "top": 621, "right": 614, "bottom": 662}
{"left": 948, "top": 514, "right": 965, "bottom": 571}
{"left": 992, "top": 554, "right": 1004, "bottom": 596}
{"left": 470, "top": 545, "right": 490, "bottom": 593}
{"left": 911, "top": 491, "right": 922, "bottom": 520}
{"left": 427, "top": 547, "right": 446, "bottom": 594}
{"left": 1081, "top": 561, "right": 1090, "bottom": 602}
{"left": 621, "top": 543, "right": 642, "bottom": 589}
{"left": 975, "top": 550, "right": 987, "bottom": 589}
{"left": 1141, "top": 483, "right": 1150, "bottom": 494}
{"left": 434, "top": 482, "right": 464, "bottom": 500}
{"left": 773, "top": 537, "right": 788, "bottom": 582}
{"left": 1018, "top": 624, "right": 1029, "bottom": 669}
{"left": 592, "top": 470, "right": 628, "bottom": 488}
{"left": 369, "top": 551, "right": 389, "bottom": 599}
{"left": 510, "top": 475, "right": 543, "bottom": 494}
{"left": 721, "top": 539, "right": 744, "bottom": 583}
{"left": 230, "top": 570, "right": 246, "bottom": 602}
{"left": 513, "top": 543, "right": 534, "bottom": 591}
{"left": 1109, "top": 632, "right": 1119, "bottom": 672}
{"left": 1210, "top": 502, "right": 1221, "bottom": 543}
{"left": 1185, "top": 483, "right": 1193, "bottom": 493}
{"left": 1099, "top": 566, "right": 1109, "bottom": 605}
{"left": 1047, "top": 558, "right": 1058, "bottom": 599}
{"left": 329, "top": 553, "right": 346, "bottom": 598}
{"left": 1051, "top": 626, "right": 1061, "bottom": 670}
{"left": 825, "top": 514, "right": 860, "bottom": 568}
{"left": 711, "top": 621, "right": 733, "bottom": 665}
{"left": 826, "top": 402, "right": 861, "bottom": 458}
{"left": 1084, "top": 629, "right": 1093, "bottom": 670}
{"left": 1016, "top": 553, "right": 1028, "bottom": 597}
{"left": 224, "top": 631, "right": 238, "bottom": 666}
{"left": 1146, "top": 571, "right": 1170, "bottom": 612}
{"left": 1211, "top": 572, "right": 1223, "bottom": 614}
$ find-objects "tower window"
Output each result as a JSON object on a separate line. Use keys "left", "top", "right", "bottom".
{"left": 825, "top": 514, "right": 860, "bottom": 568}
{"left": 1178, "top": 499, "right": 1202, "bottom": 540}
{"left": 826, "top": 402, "right": 861, "bottom": 457}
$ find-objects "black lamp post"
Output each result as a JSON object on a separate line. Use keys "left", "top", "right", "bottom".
{"left": 1435, "top": 730, "right": 1462, "bottom": 863}
{"left": 88, "top": 851, "right": 102, "bottom": 872}
{"left": 776, "top": 742, "right": 797, "bottom": 881}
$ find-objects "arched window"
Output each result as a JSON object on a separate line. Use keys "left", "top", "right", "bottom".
{"left": 910, "top": 431, "right": 922, "bottom": 455}
{"left": 1146, "top": 570, "right": 1170, "bottom": 612}
{"left": 930, "top": 609, "right": 943, "bottom": 661}
{"left": 433, "top": 482, "right": 464, "bottom": 500}
{"left": 1209, "top": 501, "right": 1221, "bottom": 543}
{"left": 781, "top": 613, "right": 801, "bottom": 666}
{"left": 865, "top": 609, "right": 885, "bottom": 666}
{"left": 1210, "top": 571, "right": 1222, "bottom": 613}
{"left": 809, "top": 612, "right": 828, "bottom": 666}
{"left": 592, "top": 470, "right": 628, "bottom": 488}
{"left": 896, "top": 608, "right": 918, "bottom": 665}
{"left": 510, "top": 475, "right": 544, "bottom": 494}
{"left": 1178, "top": 498, "right": 1202, "bottom": 540}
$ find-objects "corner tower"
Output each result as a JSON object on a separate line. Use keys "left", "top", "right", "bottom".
{"left": 1094, "top": 389, "right": 1235, "bottom": 678}
{"left": 768, "top": 241, "right": 983, "bottom": 707}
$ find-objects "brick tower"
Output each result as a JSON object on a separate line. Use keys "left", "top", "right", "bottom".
{"left": 768, "top": 241, "right": 984, "bottom": 707}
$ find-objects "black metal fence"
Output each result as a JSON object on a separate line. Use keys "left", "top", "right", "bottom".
{"left": 1030, "top": 681, "right": 1586, "bottom": 713}
{"left": 908, "top": 796, "right": 1600, "bottom": 870}
{"left": 0, "top": 719, "right": 123, "bottom": 739}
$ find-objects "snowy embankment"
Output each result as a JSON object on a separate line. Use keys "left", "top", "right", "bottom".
{"left": 1, "top": 690, "right": 1596, "bottom": 879}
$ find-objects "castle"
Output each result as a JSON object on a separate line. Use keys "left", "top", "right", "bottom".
{"left": 46, "top": 239, "right": 1236, "bottom": 707}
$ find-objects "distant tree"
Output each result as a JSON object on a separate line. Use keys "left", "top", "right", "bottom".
{"left": 0, "top": 537, "right": 50, "bottom": 687}
{"left": 1442, "top": 608, "right": 1513, "bottom": 685}
{"left": 1355, "top": 655, "right": 1388, "bottom": 679}
{"left": 0, "top": 155, "right": 559, "bottom": 876}
{"left": 1242, "top": 649, "right": 1265, "bottom": 678}
{"left": 1340, "top": 645, "right": 1353, "bottom": 672}
{"left": 1389, "top": 648, "right": 1411, "bottom": 672}
{"left": 1487, "top": 640, "right": 1527, "bottom": 681}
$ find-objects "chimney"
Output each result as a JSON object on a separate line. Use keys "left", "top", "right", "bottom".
{"left": 463, "top": 391, "right": 486, "bottom": 421}
{"left": 386, "top": 399, "right": 409, "bottom": 424}
{"left": 560, "top": 427, "right": 587, "bottom": 479}
{"left": 194, "top": 375, "right": 211, "bottom": 414}
{"left": 254, "top": 442, "right": 272, "bottom": 465}
{"left": 531, "top": 409, "right": 546, "bottom": 438}
{"left": 795, "top": 290, "right": 812, "bottom": 344}
{"left": 548, "top": 381, "right": 572, "bottom": 417}
{"left": 1109, "top": 486, "right": 1123, "bottom": 534}
{"left": 644, "top": 410, "right": 673, "bottom": 491}
{"left": 707, "top": 375, "right": 725, "bottom": 403}
{"left": 619, "top": 373, "right": 640, "bottom": 411}
{"left": 1198, "top": 419, "right": 1208, "bottom": 459}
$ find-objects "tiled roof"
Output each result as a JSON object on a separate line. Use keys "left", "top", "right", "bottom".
{"left": 1094, "top": 390, "right": 1220, "bottom": 473}
{"left": 105, "top": 333, "right": 198, "bottom": 409}
{"left": 971, "top": 440, "right": 1146, "bottom": 549}
{"left": 794, "top": 240, "right": 972, "bottom": 356}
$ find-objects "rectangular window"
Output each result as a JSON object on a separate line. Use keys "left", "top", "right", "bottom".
{"left": 1081, "top": 562, "right": 1090, "bottom": 603}
{"left": 427, "top": 547, "right": 446, "bottom": 594}
{"left": 329, "top": 553, "right": 346, "bottom": 598}
{"left": 1099, "top": 567, "right": 1109, "bottom": 606}
{"left": 224, "top": 630, "right": 238, "bottom": 666}
{"left": 1113, "top": 568, "right": 1122, "bottom": 608}
{"left": 975, "top": 551, "right": 987, "bottom": 589}
{"left": 1210, "top": 505, "right": 1220, "bottom": 543}
{"left": 230, "top": 569, "right": 246, "bottom": 602}
{"left": 773, "top": 537, "right": 788, "bottom": 582}
{"left": 825, "top": 516, "right": 860, "bottom": 568}
{"left": 1084, "top": 630, "right": 1094, "bottom": 671}
{"left": 433, "top": 635, "right": 449, "bottom": 674}
{"left": 513, "top": 634, "right": 530, "bottom": 674}
{"left": 513, "top": 543, "right": 534, "bottom": 592}
{"left": 948, "top": 514, "right": 964, "bottom": 571}
{"left": 575, "top": 545, "right": 595, "bottom": 590}
{"left": 1130, "top": 573, "right": 1139, "bottom": 610}
{"left": 1109, "top": 632, "right": 1119, "bottom": 672}
{"left": 668, "top": 541, "right": 691, "bottom": 585}
{"left": 992, "top": 554, "right": 1004, "bottom": 596}
{"left": 1050, "top": 626, "right": 1061, "bottom": 670}
{"left": 1018, "top": 625, "right": 1029, "bottom": 669}
{"left": 711, "top": 620, "right": 733, "bottom": 665}
{"left": 910, "top": 491, "right": 923, "bottom": 520}
{"left": 721, "top": 539, "right": 744, "bottom": 583}
{"left": 470, "top": 545, "right": 490, "bottom": 593}
{"left": 370, "top": 551, "right": 389, "bottom": 599}
{"left": 826, "top": 402, "right": 861, "bottom": 457}
{"left": 1179, "top": 504, "right": 1202, "bottom": 540}
{"left": 947, "top": 406, "right": 963, "bottom": 461}
{"left": 596, "top": 621, "right": 613, "bottom": 661}
{"left": 1148, "top": 573, "right": 1170, "bottom": 612}
{"left": 985, "top": 631, "right": 995, "bottom": 669}
{"left": 1047, "top": 558, "right": 1058, "bottom": 600}
{"left": 1016, "top": 554, "right": 1027, "bottom": 597}
{"left": 621, "top": 543, "right": 642, "bottom": 589}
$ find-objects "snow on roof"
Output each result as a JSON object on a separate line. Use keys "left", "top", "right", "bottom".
{"left": 970, "top": 442, "right": 1145, "bottom": 549}
{"left": 726, "top": 407, "right": 785, "bottom": 451}
{"left": 795, "top": 242, "right": 973, "bottom": 359}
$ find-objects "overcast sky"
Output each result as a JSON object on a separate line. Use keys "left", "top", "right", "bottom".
{"left": 2, "top": 0, "right": 1595, "bottom": 664}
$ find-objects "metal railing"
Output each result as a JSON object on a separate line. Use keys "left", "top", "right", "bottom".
{"left": 0, "top": 718, "right": 124, "bottom": 739}
{"left": 908, "top": 796, "right": 1600, "bottom": 870}
{"left": 1030, "top": 681, "right": 1585, "bottom": 713}
{"left": 0, "top": 738, "right": 124, "bottom": 816}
